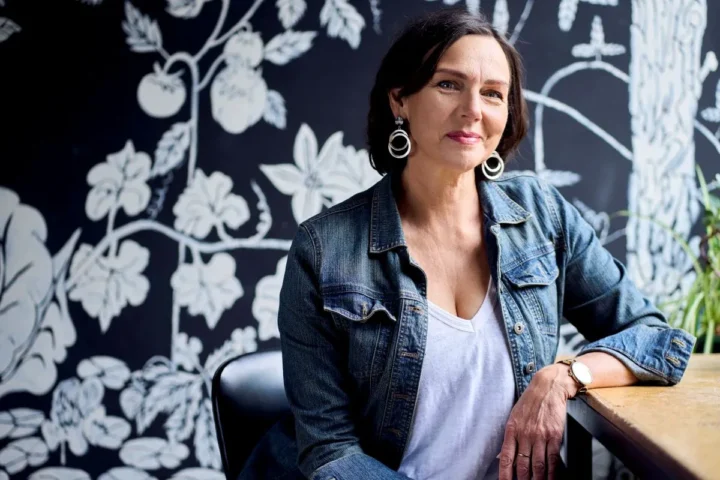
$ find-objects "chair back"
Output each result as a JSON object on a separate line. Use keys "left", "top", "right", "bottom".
{"left": 211, "top": 350, "right": 290, "bottom": 479}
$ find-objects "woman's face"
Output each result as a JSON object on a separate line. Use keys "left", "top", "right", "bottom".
{"left": 391, "top": 34, "right": 511, "bottom": 173}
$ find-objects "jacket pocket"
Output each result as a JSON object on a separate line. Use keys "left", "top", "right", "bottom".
{"left": 504, "top": 243, "right": 559, "bottom": 287}
{"left": 503, "top": 244, "right": 560, "bottom": 337}
{"left": 323, "top": 291, "right": 397, "bottom": 379}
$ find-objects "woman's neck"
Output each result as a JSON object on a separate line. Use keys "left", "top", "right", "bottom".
{"left": 397, "top": 160, "right": 482, "bottom": 236}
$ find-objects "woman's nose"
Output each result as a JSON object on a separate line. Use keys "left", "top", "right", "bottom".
{"left": 461, "top": 91, "right": 483, "bottom": 121}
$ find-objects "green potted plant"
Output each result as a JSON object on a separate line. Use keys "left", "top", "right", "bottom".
{"left": 617, "top": 168, "right": 720, "bottom": 353}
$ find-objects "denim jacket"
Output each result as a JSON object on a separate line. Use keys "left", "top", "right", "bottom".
{"left": 277, "top": 170, "right": 696, "bottom": 480}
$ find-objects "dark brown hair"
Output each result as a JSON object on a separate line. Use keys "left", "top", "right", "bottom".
{"left": 366, "top": 8, "right": 528, "bottom": 175}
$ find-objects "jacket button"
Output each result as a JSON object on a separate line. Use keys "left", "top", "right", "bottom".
{"left": 524, "top": 362, "right": 535, "bottom": 374}
{"left": 514, "top": 322, "right": 525, "bottom": 334}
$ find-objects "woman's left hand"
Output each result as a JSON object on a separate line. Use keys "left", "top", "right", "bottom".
{"left": 498, "top": 364, "right": 577, "bottom": 480}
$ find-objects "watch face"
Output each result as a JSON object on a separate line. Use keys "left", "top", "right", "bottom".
{"left": 572, "top": 362, "right": 593, "bottom": 385}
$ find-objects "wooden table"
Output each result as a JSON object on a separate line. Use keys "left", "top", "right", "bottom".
{"left": 566, "top": 354, "right": 720, "bottom": 480}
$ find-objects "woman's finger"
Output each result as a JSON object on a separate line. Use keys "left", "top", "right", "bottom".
{"left": 515, "top": 438, "right": 533, "bottom": 480}
{"left": 498, "top": 423, "right": 517, "bottom": 480}
{"left": 546, "top": 438, "right": 563, "bottom": 480}
{"left": 532, "top": 440, "right": 547, "bottom": 480}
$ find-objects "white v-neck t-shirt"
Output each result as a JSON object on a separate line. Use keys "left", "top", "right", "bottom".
{"left": 397, "top": 278, "right": 516, "bottom": 480}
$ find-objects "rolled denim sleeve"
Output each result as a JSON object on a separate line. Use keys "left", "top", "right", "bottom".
{"left": 542, "top": 182, "right": 696, "bottom": 385}
{"left": 278, "top": 224, "right": 410, "bottom": 480}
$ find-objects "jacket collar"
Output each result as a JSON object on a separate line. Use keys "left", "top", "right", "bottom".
{"left": 369, "top": 170, "right": 531, "bottom": 254}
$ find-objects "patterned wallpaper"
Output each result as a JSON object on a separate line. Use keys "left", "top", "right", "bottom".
{"left": 1, "top": 0, "right": 718, "bottom": 479}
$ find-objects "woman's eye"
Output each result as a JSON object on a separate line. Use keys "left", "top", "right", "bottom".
{"left": 484, "top": 90, "right": 504, "bottom": 100}
{"left": 437, "top": 80, "right": 457, "bottom": 90}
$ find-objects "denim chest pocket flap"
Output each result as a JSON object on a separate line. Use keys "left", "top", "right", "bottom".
{"left": 322, "top": 290, "right": 397, "bottom": 379}
{"left": 322, "top": 290, "right": 398, "bottom": 324}
{"left": 504, "top": 242, "right": 559, "bottom": 287}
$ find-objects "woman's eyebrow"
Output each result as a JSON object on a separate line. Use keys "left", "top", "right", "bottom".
{"left": 434, "top": 68, "right": 509, "bottom": 87}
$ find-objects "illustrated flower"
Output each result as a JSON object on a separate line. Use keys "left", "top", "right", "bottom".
{"left": 0, "top": 188, "right": 76, "bottom": 399}
{"left": 252, "top": 256, "right": 287, "bottom": 341}
{"left": 86, "top": 140, "right": 151, "bottom": 221}
{"left": 171, "top": 253, "right": 244, "bottom": 329}
{"left": 41, "top": 377, "right": 130, "bottom": 457}
{"left": 224, "top": 30, "right": 264, "bottom": 68}
{"left": 137, "top": 63, "right": 187, "bottom": 118}
{"left": 259, "top": 124, "right": 369, "bottom": 223}
{"left": 166, "top": 0, "right": 210, "bottom": 18}
{"left": 325, "top": 145, "right": 381, "bottom": 204}
{"left": 211, "top": 65, "right": 268, "bottom": 134}
{"left": 173, "top": 169, "right": 250, "bottom": 239}
{"left": 68, "top": 240, "right": 150, "bottom": 332}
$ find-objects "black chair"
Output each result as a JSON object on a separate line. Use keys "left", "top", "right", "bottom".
{"left": 212, "top": 350, "right": 291, "bottom": 480}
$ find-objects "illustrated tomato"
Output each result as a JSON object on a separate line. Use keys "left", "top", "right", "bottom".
{"left": 223, "top": 30, "right": 264, "bottom": 68}
{"left": 137, "top": 63, "right": 187, "bottom": 118}
{"left": 211, "top": 66, "right": 268, "bottom": 134}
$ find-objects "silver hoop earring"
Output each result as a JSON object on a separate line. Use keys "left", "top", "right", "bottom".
{"left": 482, "top": 151, "right": 505, "bottom": 180}
{"left": 388, "top": 117, "right": 411, "bottom": 159}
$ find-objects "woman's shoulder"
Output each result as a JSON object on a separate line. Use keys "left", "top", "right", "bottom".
{"left": 490, "top": 171, "right": 560, "bottom": 209}
{"left": 298, "top": 179, "right": 379, "bottom": 237}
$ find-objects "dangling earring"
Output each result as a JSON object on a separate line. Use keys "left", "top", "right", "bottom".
{"left": 388, "top": 117, "right": 411, "bottom": 158}
{"left": 482, "top": 151, "right": 505, "bottom": 180}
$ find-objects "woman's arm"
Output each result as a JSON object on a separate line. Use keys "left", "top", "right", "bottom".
{"left": 541, "top": 180, "right": 696, "bottom": 385}
{"left": 278, "top": 224, "right": 411, "bottom": 480}
{"left": 550, "top": 351, "right": 638, "bottom": 396}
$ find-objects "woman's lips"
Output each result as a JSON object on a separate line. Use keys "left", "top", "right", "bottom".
{"left": 447, "top": 132, "right": 481, "bottom": 145}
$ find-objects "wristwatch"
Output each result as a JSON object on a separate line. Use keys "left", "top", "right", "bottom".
{"left": 557, "top": 358, "right": 593, "bottom": 394}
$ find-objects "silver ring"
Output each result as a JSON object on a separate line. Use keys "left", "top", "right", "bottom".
{"left": 517, "top": 453, "right": 530, "bottom": 458}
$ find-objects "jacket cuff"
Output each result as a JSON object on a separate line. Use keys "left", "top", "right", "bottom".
{"left": 579, "top": 326, "right": 696, "bottom": 385}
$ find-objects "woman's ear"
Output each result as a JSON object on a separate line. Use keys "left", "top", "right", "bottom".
{"left": 387, "top": 88, "right": 406, "bottom": 119}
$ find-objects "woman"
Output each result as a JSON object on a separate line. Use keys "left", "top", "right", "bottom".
{"left": 262, "top": 8, "right": 695, "bottom": 480}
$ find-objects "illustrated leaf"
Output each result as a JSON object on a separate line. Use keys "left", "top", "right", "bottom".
{"left": 193, "top": 400, "right": 221, "bottom": 469}
{"left": 68, "top": 240, "right": 150, "bottom": 333}
{"left": 0, "top": 469, "right": 7, "bottom": 480}
{"left": 152, "top": 122, "right": 191, "bottom": 177}
{"left": 277, "top": 0, "right": 307, "bottom": 29}
{"left": 465, "top": 0, "right": 480, "bottom": 14}
{"left": 558, "top": 0, "right": 579, "bottom": 31}
{"left": 84, "top": 415, "right": 131, "bottom": 449}
{"left": 119, "top": 385, "right": 145, "bottom": 420}
{"left": 169, "top": 468, "right": 224, "bottom": 480}
{"left": 263, "top": 90, "right": 287, "bottom": 129}
{"left": 600, "top": 43, "right": 626, "bottom": 56}
{"left": 77, "top": 356, "right": 131, "bottom": 390}
{"left": 571, "top": 43, "right": 595, "bottom": 58}
{"left": 122, "top": 2, "right": 163, "bottom": 53}
{"left": 98, "top": 467, "right": 158, "bottom": 480}
{"left": 0, "top": 409, "right": 45, "bottom": 440}
{"left": 136, "top": 371, "right": 199, "bottom": 434}
{"left": 119, "top": 437, "right": 189, "bottom": 470}
{"left": 492, "top": 0, "right": 509, "bottom": 35}
{"left": 264, "top": 30, "right": 316, "bottom": 65}
{"left": 28, "top": 467, "right": 91, "bottom": 480}
{"left": 701, "top": 107, "right": 720, "bottom": 123}
{"left": 164, "top": 379, "right": 203, "bottom": 442}
{"left": 319, "top": 0, "right": 365, "bottom": 49}
{"left": 0, "top": 17, "right": 21, "bottom": 43}
{"left": 539, "top": 169, "right": 581, "bottom": 187}
{"left": 0, "top": 437, "right": 49, "bottom": 475}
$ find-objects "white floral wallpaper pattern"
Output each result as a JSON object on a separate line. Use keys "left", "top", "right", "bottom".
{"left": 0, "top": 0, "right": 718, "bottom": 478}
